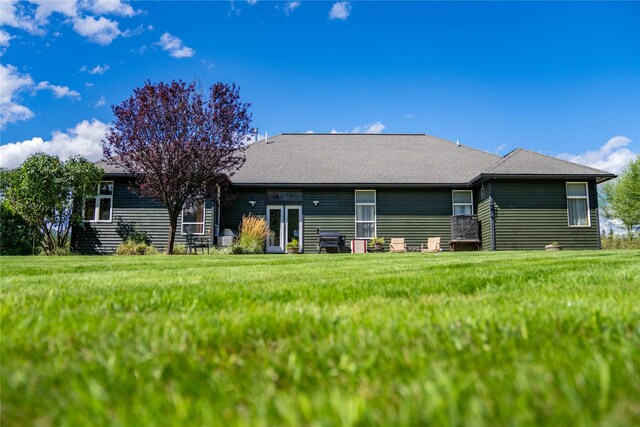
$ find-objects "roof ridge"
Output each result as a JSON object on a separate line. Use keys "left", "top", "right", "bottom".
{"left": 517, "top": 147, "right": 613, "bottom": 175}
{"left": 423, "top": 133, "right": 502, "bottom": 159}
{"left": 482, "top": 148, "right": 522, "bottom": 174}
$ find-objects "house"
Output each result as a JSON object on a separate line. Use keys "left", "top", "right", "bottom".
{"left": 76, "top": 133, "right": 615, "bottom": 253}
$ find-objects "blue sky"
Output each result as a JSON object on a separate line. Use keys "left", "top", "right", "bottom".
{"left": 1, "top": 1, "right": 639, "bottom": 171}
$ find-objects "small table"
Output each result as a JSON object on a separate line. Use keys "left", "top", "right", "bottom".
{"left": 449, "top": 239, "right": 481, "bottom": 251}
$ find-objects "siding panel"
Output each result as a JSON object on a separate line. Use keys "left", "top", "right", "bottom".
{"left": 76, "top": 179, "right": 215, "bottom": 254}
{"left": 492, "top": 180, "right": 599, "bottom": 250}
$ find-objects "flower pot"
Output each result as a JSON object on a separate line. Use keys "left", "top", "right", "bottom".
{"left": 287, "top": 247, "right": 299, "bottom": 254}
{"left": 375, "top": 243, "right": 383, "bottom": 251}
{"left": 545, "top": 245, "right": 562, "bottom": 251}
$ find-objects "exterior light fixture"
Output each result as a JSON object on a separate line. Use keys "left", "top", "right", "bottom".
{"left": 313, "top": 200, "right": 320, "bottom": 206}
{"left": 249, "top": 201, "right": 256, "bottom": 207}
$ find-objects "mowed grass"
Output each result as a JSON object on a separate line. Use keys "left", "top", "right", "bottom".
{"left": 1, "top": 251, "right": 639, "bottom": 426}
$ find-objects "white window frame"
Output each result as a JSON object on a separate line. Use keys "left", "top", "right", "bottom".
{"left": 566, "top": 182, "right": 591, "bottom": 227}
{"left": 354, "top": 189, "right": 377, "bottom": 239}
{"left": 181, "top": 199, "right": 206, "bottom": 235}
{"left": 452, "top": 190, "right": 474, "bottom": 215}
{"left": 83, "top": 181, "right": 114, "bottom": 223}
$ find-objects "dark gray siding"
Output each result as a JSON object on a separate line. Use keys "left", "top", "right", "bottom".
{"left": 477, "top": 198, "right": 492, "bottom": 251}
{"left": 76, "top": 179, "right": 216, "bottom": 254}
{"left": 301, "top": 189, "right": 354, "bottom": 253}
{"left": 491, "top": 180, "right": 599, "bottom": 250}
{"left": 220, "top": 189, "right": 267, "bottom": 233}
{"left": 376, "top": 188, "right": 452, "bottom": 251}
{"left": 223, "top": 187, "right": 460, "bottom": 253}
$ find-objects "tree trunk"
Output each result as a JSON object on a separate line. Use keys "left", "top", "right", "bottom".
{"left": 166, "top": 212, "right": 179, "bottom": 255}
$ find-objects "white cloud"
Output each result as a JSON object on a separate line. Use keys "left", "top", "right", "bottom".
{"left": 246, "top": 0, "right": 258, "bottom": 5}
{"left": 0, "top": 119, "right": 108, "bottom": 168}
{"left": 86, "top": 0, "right": 138, "bottom": 17}
{"left": 72, "top": 15, "right": 121, "bottom": 45}
{"left": 200, "top": 60, "right": 215, "bottom": 70}
{"left": 0, "top": 0, "right": 42, "bottom": 35}
{"left": 131, "top": 45, "right": 147, "bottom": 55}
{"left": 35, "top": 81, "right": 81, "bottom": 99}
{"left": 0, "top": 29, "right": 14, "bottom": 48}
{"left": 496, "top": 143, "right": 507, "bottom": 152}
{"left": 305, "top": 130, "right": 314, "bottom": 133}
{"left": 557, "top": 136, "right": 638, "bottom": 174}
{"left": 285, "top": 1, "right": 300, "bottom": 15}
{"left": 81, "top": 63, "right": 110, "bottom": 75}
{"left": 352, "top": 121, "right": 385, "bottom": 134}
{"left": 0, "top": 1, "right": 141, "bottom": 44}
{"left": 94, "top": 95, "right": 106, "bottom": 108}
{"left": 31, "top": 0, "right": 78, "bottom": 23}
{"left": 405, "top": 113, "right": 414, "bottom": 119}
{"left": 0, "top": 64, "right": 81, "bottom": 128}
{"left": 156, "top": 32, "right": 195, "bottom": 58}
{"left": 329, "top": 1, "right": 351, "bottom": 20}
{"left": 0, "top": 64, "right": 35, "bottom": 128}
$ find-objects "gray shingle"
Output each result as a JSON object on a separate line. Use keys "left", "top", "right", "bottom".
{"left": 232, "top": 133, "right": 501, "bottom": 185}
{"left": 482, "top": 148, "right": 616, "bottom": 179}
{"left": 97, "top": 135, "right": 616, "bottom": 184}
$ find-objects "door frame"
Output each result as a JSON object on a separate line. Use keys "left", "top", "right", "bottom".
{"left": 266, "top": 205, "right": 284, "bottom": 253}
{"left": 266, "top": 204, "right": 303, "bottom": 253}
{"left": 285, "top": 205, "right": 303, "bottom": 254}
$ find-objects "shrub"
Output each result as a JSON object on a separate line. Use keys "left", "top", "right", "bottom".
{"left": 233, "top": 214, "right": 268, "bottom": 255}
{"left": 116, "top": 218, "right": 152, "bottom": 245}
{"left": 115, "top": 240, "right": 159, "bottom": 255}
{"left": 601, "top": 232, "right": 640, "bottom": 249}
{"left": 231, "top": 240, "right": 264, "bottom": 254}
{"left": 172, "top": 244, "right": 187, "bottom": 255}
{"left": 39, "top": 245, "right": 72, "bottom": 256}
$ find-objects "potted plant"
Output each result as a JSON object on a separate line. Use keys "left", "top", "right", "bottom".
{"left": 545, "top": 241, "right": 562, "bottom": 251}
{"left": 370, "top": 236, "right": 385, "bottom": 251}
{"left": 286, "top": 238, "right": 300, "bottom": 254}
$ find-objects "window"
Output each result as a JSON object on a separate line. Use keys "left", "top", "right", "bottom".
{"left": 182, "top": 199, "right": 205, "bottom": 234}
{"left": 83, "top": 181, "right": 113, "bottom": 222}
{"left": 452, "top": 190, "right": 473, "bottom": 215}
{"left": 355, "top": 190, "right": 376, "bottom": 239}
{"left": 567, "top": 182, "right": 590, "bottom": 227}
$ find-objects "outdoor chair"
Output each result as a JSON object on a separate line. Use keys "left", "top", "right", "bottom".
{"left": 389, "top": 238, "right": 407, "bottom": 253}
{"left": 420, "top": 237, "right": 442, "bottom": 253}
{"left": 185, "top": 234, "right": 211, "bottom": 255}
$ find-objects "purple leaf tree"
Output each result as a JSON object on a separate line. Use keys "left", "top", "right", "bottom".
{"left": 103, "top": 80, "right": 251, "bottom": 254}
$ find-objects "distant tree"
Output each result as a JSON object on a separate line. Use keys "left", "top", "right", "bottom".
{"left": 0, "top": 154, "right": 103, "bottom": 255}
{"left": 601, "top": 156, "right": 640, "bottom": 238}
{"left": 0, "top": 200, "right": 39, "bottom": 255}
{"left": 103, "top": 80, "right": 251, "bottom": 254}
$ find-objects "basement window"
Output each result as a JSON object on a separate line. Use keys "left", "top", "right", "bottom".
{"left": 355, "top": 190, "right": 376, "bottom": 239}
{"left": 452, "top": 190, "right": 473, "bottom": 215}
{"left": 566, "top": 182, "right": 590, "bottom": 227}
{"left": 182, "top": 199, "right": 206, "bottom": 235}
{"left": 83, "top": 181, "right": 113, "bottom": 222}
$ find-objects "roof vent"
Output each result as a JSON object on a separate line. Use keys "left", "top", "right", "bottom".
{"left": 265, "top": 132, "right": 271, "bottom": 144}
{"left": 456, "top": 140, "right": 461, "bottom": 147}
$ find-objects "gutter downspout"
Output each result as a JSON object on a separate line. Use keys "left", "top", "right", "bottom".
{"left": 489, "top": 181, "right": 497, "bottom": 251}
{"left": 215, "top": 183, "right": 221, "bottom": 239}
{"left": 595, "top": 182, "right": 601, "bottom": 250}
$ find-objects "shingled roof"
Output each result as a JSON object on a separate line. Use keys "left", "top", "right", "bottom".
{"left": 231, "top": 133, "right": 501, "bottom": 186}
{"left": 477, "top": 148, "right": 616, "bottom": 183}
{"left": 97, "top": 134, "right": 616, "bottom": 185}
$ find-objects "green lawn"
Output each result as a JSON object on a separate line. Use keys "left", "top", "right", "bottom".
{"left": 1, "top": 251, "right": 639, "bottom": 426}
